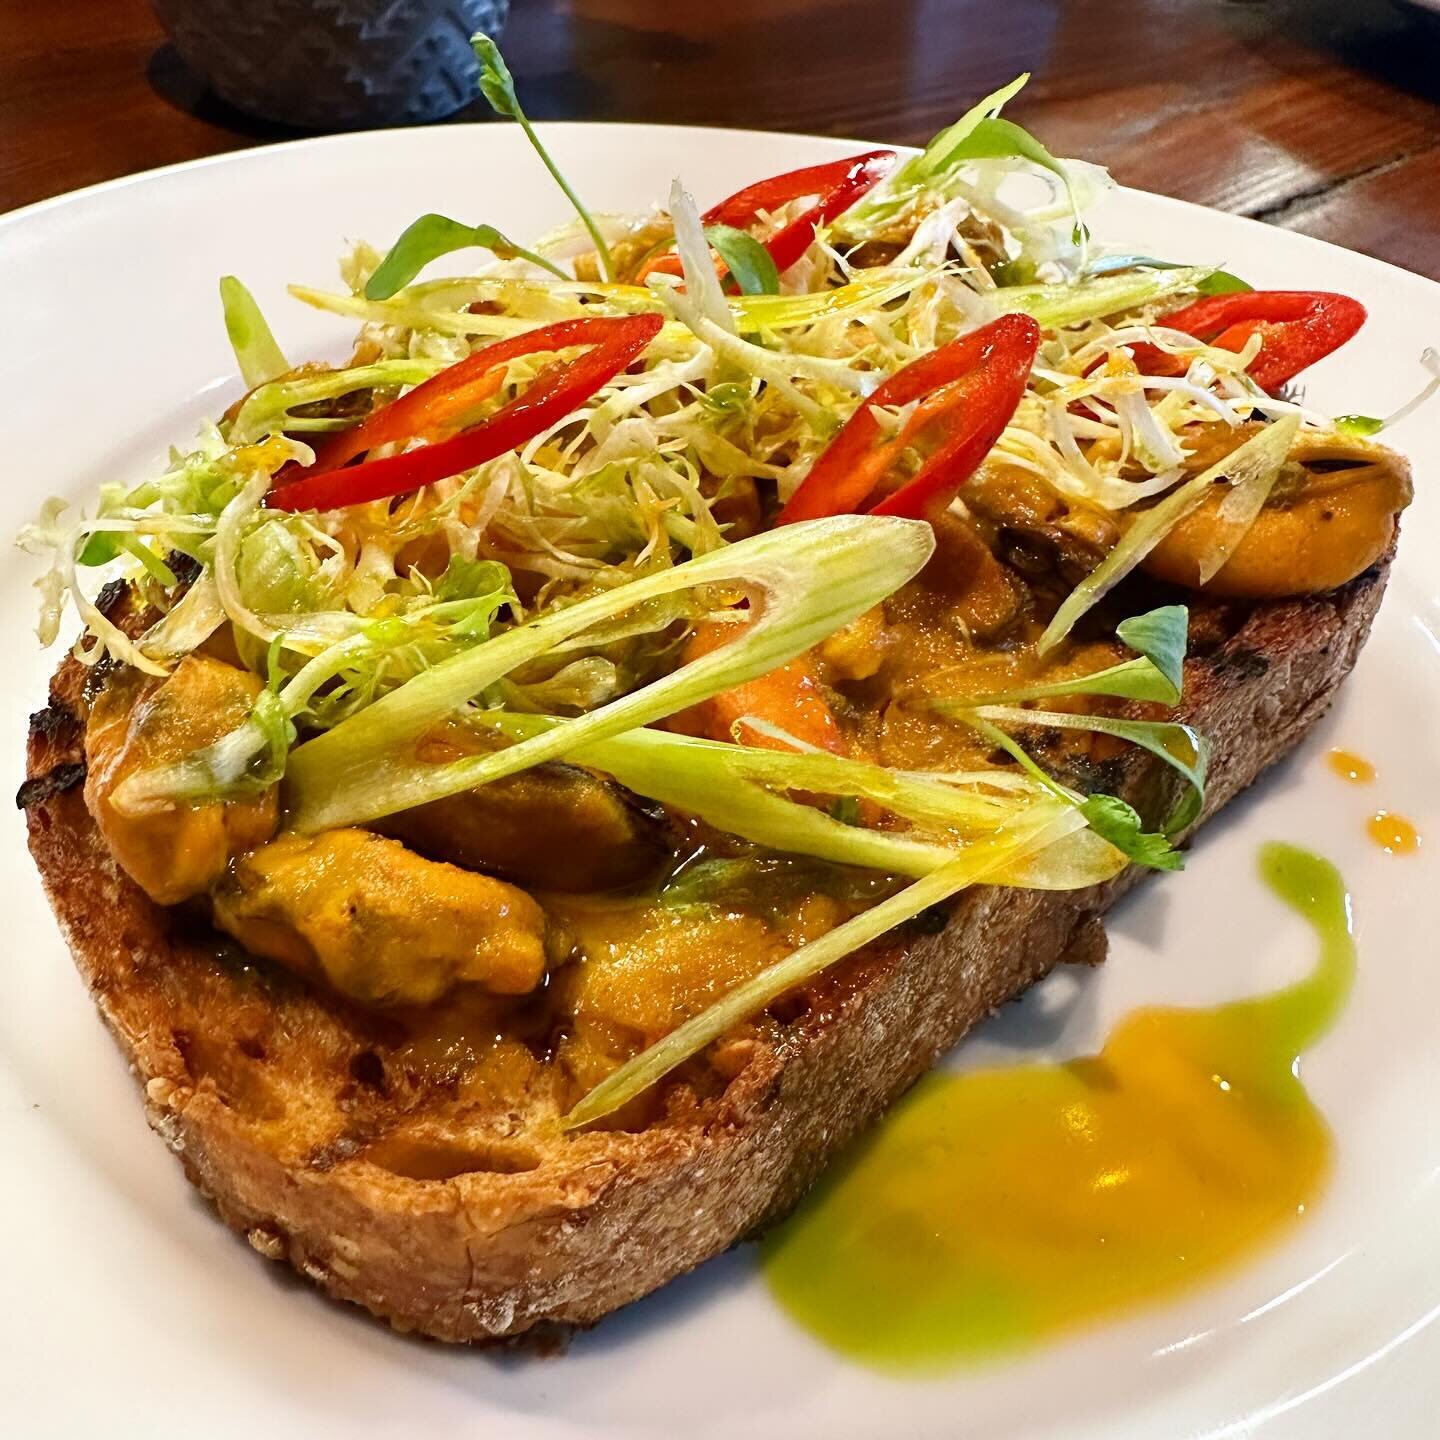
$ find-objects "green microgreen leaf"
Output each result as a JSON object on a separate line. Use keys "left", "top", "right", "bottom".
{"left": 940, "top": 116, "right": 1083, "bottom": 244}
{"left": 842, "top": 74, "right": 1030, "bottom": 235}
{"left": 703, "top": 223, "right": 780, "bottom": 296}
{"left": 954, "top": 711, "right": 1192, "bottom": 866}
{"left": 78, "top": 531, "right": 178, "bottom": 584}
{"left": 989, "top": 257, "right": 1038, "bottom": 287}
{"left": 471, "top": 30, "right": 520, "bottom": 117}
{"left": 998, "top": 267, "right": 1216, "bottom": 331}
{"left": 969, "top": 704, "right": 1210, "bottom": 837}
{"left": 365, "top": 214, "right": 567, "bottom": 299}
{"left": 471, "top": 33, "right": 614, "bottom": 280}
{"left": 1078, "top": 793, "right": 1183, "bottom": 871}
{"left": 1113, "top": 603, "right": 1188, "bottom": 700}
{"left": 78, "top": 532, "right": 120, "bottom": 567}
{"left": 1196, "top": 269, "right": 1254, "bottom": 295}
{"left": 951, "top": 604, "right": 1189, "bottom": 707}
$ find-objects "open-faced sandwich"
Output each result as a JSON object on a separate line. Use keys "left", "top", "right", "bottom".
{"left": 20, "top": 47, "right": 1424, "bottom": 1341}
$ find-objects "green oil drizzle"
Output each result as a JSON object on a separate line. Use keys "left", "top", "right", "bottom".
{"left": 762, "top": 843, "right": 1355, "bottom": 1370}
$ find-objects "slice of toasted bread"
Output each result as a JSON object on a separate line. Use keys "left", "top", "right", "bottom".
{"left": 20, "top": 560, "right": 1390, "bottom": 1342}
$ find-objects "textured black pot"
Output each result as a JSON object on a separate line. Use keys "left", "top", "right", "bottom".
{"left": 152, "top": 0, "right": 512, "bottom": 129}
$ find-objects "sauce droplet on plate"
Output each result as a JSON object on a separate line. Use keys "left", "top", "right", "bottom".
{"left": 1326, "top": 748, "right": 1376, "bottom": 784}
{"left": 1367, "top": 810, "right": 1420, "bottom": 855}
{"left": 763, "top": 844, "right": 1354, "bottom": 1369}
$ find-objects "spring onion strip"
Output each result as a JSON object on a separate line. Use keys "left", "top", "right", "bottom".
{"left": 294, "top": 270, "right": 924, "bottom": 345}
{"left": 288, "top": 284, "right": 554, "bottom": 339}
{"left": 478, "top": 710, "right": 1044, "bottom": 868}
{"left": 736, "top": 270, "right": 930, "bottom": 329}
{"left": 1038, "top": 414, "right": 1299, "bottom": 653}
{"left": 229, "top": 360, "right": 446, "bottom": 444}
{"left": 1199, "top": 453, "right": 1286, "bottom": 584}
{"left": 995, "top": 267, "right": 1215, "bottom": 330}
{"left": 284, "top": 514, "right": 935, "bottom": 831}
{"left": 562, "top": 801, "right": 1086, "bottom": 1129}
{"left": 220, "top": 277, "right": 289, "bottom": 389}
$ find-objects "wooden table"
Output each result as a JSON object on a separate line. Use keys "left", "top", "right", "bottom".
{"left": 5, "top": 0, "right": 1440, "bottom": 278}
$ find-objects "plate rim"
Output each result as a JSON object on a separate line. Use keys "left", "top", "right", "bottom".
{"left": 2, "top": 115, "right": 1438, "bottom": 1440}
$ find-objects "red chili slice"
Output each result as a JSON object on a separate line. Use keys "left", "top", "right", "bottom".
{"left": 1128, "top": 290, "right": 1366, "bottom": 392}
{"left": 637, "top": 149, "right": 895, "bottom": 285}
{"left": 777, "top": 313, "right": 1041, "bottom": 525}
{"left": 267, "top": 314, "right": 663, "bottom": 513}
{"left": 707, "top": 149, "right": 896, "bottom": 275}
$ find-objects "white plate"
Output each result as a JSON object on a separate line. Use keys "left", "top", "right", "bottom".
{"left": 2, "top": 124, "right": 1438, "bottom": 1439}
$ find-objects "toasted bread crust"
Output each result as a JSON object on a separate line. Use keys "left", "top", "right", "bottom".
{"left": 22, "top": 561, "right": 1389, "bottom": 1341}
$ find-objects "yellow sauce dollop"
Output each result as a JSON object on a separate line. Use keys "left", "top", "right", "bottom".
{"left": 1326, "top": 748, "right": 1377, "bottom": 784}
{"left": 763, "top": 843, "right": 1354, "bottom": 1369}
{"left": 1367, "top": 810, "right": 1421, "bottom": 855}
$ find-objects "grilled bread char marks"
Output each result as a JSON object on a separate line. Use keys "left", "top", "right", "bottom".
{"left": 21, "top": 558, "right": 1389, "bottom": 1342}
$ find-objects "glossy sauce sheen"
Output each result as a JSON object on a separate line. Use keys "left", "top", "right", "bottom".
{"left": 763, "top": 844, "right": 1354, "bottom": 1368}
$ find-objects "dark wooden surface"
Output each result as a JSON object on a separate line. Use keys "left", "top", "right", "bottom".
{"left": 4, "top": 0, "right": 1439, "bottom": 277}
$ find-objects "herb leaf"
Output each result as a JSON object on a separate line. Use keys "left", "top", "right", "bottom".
{"left": 1196, "top": 269, "right": 1254, "bottom": 295}
{"left": 947, "top": 604, "right": 1189, "bottom": 708}
{"left": 77, "top": 531, "right": 177, "bottom": 583}
{"left": 703, "top": 223, "right": 780, "bottom": 296}
{"left": 365, "top": 214, "right": 566, "bottom": 299}
{"left": 1079, "top": 793, "right": 1183, "bottom": 871}
{"left": 955, "top": 714, "right": 1183, "bottom": 872}
{"left": 843, "top": 75, "right": 1029, "bottom": 235}
{"left": 472, "top": 30, "right": 520, "bottom": 117}
{"left": 470, "top": 33, "right": 615, "bottom": 281}
{"left": 1113, "top": 603, "right": 1187, "bottom": 700}
{"left": 971, "top": 703, "right": 1210, "bottom": 835}
{"left": 78, "top": 532, "right": 119, "bottom": 567}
